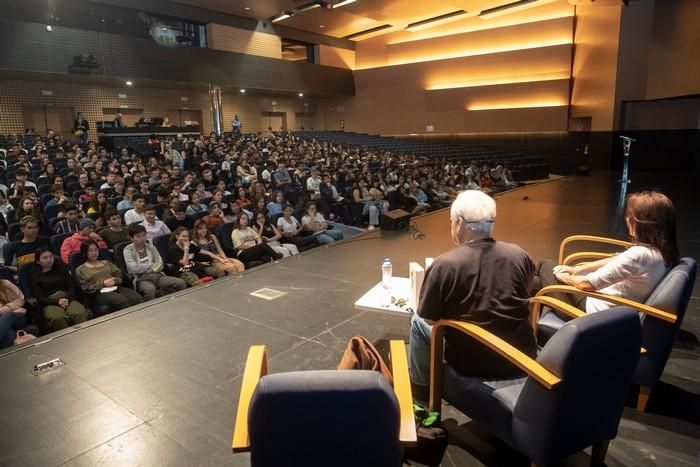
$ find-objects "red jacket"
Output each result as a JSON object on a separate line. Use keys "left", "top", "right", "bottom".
{"left": 60, "top": 233, "right": 107, "bottom": 264}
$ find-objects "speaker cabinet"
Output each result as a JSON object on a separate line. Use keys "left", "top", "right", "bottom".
{"left": 380, "top": 209, "right": 411, "bottom": 231}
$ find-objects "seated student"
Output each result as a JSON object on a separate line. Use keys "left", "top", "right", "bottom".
{"left": 231, "top": 212, "right": 282, "bottom": 264}
{"left": 166, "top": 227, "right": 220, "bottom": 287}
{"left": 29, "top": 247, "right": 87, "bottom": 332}
{"left": 301, "top": 202, "right": 343, "bottom": 245}
{"left": 117, "top": 186, "right": 137, "bottom": 211}
{"left": 54, "top": 203, "right": 81, "bottom": 234}
{"left": 266, "top": 190, "right": 285, "bottom": 216}
{"left": 165, "top": 202, "right": 194, "bottom": 231}
{"left": 4, "top": 216, "right": 49, "bottom": 272}
{"left": 16, "top": 196, "right": 43, "bottom": 227}
{"left": 277, "top": 204, "right": 318, "bottom": 250}
{"left": 191, "top": 220, "right": 244, "bottom": 276}
{"left": 100, "top": 209, "right": 129, "bottom": 249}
{"left": 79, "top": 185, "right": 97, "bottom": 205}
{"left": 123, "top": 224, "right": 187, "bottom": 300}
{"left": 201, "top": 202, "right": 227, "bottom": 232}
{"left": 60, "top": 218, "right": 107, "bottom": 264}
{"left": 253, "top": 211, "right": 298, "bottom": 258}
{"left": 45, "top": 184, "right": 69, "bottom": 208}
{"left": 86, "top": 191, "right": 108, "bottom": 226}
{"left": 0, "top": 278, "right": 34, "bottom": 349}
{"left": 0, "top": 190, "right": 15, "bottom": 222}
{"left": 140, "top": 205, "right": 170, "bottom": 242}
{"left": 409, "top": 191, "right": 536, "bottom": 401}
{"left": 533, "top": 190, "right": 679, "bottom": 314}
{"left": 124, "top": 193, "right": 147, "bottom": 225}
{"left": 185, "top": 192, "right": 208, "bottom": 217}
{"left": 75, "top": 240, "right": 142, "bottom": 311}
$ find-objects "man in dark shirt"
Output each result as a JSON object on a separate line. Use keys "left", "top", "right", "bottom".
{"left": 164, "top": 203, "right": 194, "bottom": 231}
{"left": 409, "top": 191, "right": 536, "bottom": 398}
{"left": 4, "top": 216, "right": 49, "bottom": 271}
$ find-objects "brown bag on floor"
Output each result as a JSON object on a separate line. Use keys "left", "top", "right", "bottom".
{"left": 337, "top": 336, "right": 393, "bottom": 385}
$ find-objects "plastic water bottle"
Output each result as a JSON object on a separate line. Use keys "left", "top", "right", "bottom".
{"left": 382, "top": 258, "right": 392, "bottom": 289}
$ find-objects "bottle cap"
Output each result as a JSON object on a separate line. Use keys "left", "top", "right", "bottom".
{"left": 384, "top": 258, "right": 390, "bottom": 262}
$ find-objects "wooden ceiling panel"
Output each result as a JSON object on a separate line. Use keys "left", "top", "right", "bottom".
{"left": 280, "top": 8, "right": 386, "bottom": 38}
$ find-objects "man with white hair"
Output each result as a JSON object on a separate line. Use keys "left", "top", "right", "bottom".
{"left": 409, "top": 190, "right": 536, "bottom": 399}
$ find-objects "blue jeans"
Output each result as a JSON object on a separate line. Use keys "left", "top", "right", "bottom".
{"left": 409, "top": 313, "right": 433, "bottom": 386}
{"left": 0, "top": 312, "right": 27, "bottom": 349}
{"left": 316, "top": 229, "right": 343, "bottom": 244}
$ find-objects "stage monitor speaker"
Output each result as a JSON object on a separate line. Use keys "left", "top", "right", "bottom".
{"left": 380, "top": 209, "right": 411, "bottom": 231}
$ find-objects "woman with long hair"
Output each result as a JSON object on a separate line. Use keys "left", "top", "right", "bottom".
{"left": 253, "top": 211, "right": 298, "bottom": 258}
{"left": 231, "top": 212, "right": 282, "bottom": 264}
{"left": 191, "top": 219, "right": 245, "bottom": 276}
{"left": 87, "top": 191, "right": 108, "bottom": 226}
{"left": 75, "top": 240, "right": 142, "bottom": 311}
{"left": 29, "top": 247, "right": 87, "bottom": 331}
{"left": 15, "top": 196, "right": 43, "bottom": 226}
{"left": 540, "top": 190, "right": 680, "bottom": 314}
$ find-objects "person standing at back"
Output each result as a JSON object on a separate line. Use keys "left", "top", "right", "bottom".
{"left": 409, "top": 190, "right": 536, "bottom": 400}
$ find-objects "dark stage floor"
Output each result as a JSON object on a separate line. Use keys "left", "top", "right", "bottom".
{"left": 0, "top": 173, "right": 698, "bottom": 467}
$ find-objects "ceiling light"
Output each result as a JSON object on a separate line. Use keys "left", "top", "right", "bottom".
{"left": 298, "top": 93, "right": 304, "bottom": 97}
{"left": 335, "top": 0, "right": 356, "bottom": 7}
{"left": 45, "top": 25, "right": 53, "bottom": 32}
{"left": 297, "top": 2, "right": 321, "bottom": 12}
{"left": 479, "top": 0, "right": 557, "bottom": 19}
{"left": 272, "top": 12, "right": 293, "bottom": 23}
{"left": 125, "top": 81, "right": 133, "bottom": 86}
{"left": 240, "top": 89, "right": 246, "bottom": 93}
{"left": 405, "top": 10, "right": 468, "bottom": 32}
{"left": 345, "top": 24, "right": 394, "bottom": 41}
{"left": 244, "top": 7, "right": 251, "bottom": 11}
{"left": 320, "top": 25, "right": 325, "bottom": 28}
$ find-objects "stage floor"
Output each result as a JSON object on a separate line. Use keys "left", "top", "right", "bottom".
{"left": 0, "top": 173, "right": 698, "bottom": 467}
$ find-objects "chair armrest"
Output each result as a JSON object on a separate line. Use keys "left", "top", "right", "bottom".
{"left": 429, "top": 320, "right": 561, "bottom": 413}
{"left": 561, "top": 251, "right": 615, "bottom": 266}
{"left": 535, "top": 285, "right": 677, "bottom": 323}
{"left": 558, "top": 235, "right": 633, "bottom": 264}
{"left": 389, "top": 340, "right": 417, "bottom": 446}
{"left": 232, "top": 345, "right": 268, "bottom": 453}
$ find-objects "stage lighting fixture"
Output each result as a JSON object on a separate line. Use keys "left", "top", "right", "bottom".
{"left": 126, "top": 80, "right": 133, "bottom": 86}
{"left": 298, "top": 92, "right": 304, "bottom": 97}
{"left": 240, "top": 89, "right": 246, "bottom": 93}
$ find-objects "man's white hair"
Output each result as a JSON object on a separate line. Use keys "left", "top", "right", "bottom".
{"left": 450, "top": 190, "right": 496, "bottom": 236}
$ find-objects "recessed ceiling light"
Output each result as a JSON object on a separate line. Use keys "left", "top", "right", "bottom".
{"left": 320, "top": 25, "right": 325, "bottom": 28}
{"left": 298, "top": 92, "right": 304, "bottom": 97}
{"left": 244, "top": 7, "right": 251, "bottom": 11}
{"left": 240, "top": 89, "right": 246, "bottom": 93}
{"left": 125, "top": 81, "right": 133, "bottom": 86}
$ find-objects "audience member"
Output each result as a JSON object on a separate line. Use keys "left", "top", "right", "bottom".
{"left": 253, "top": 211, "right": 298, "bottom": 257}
{"left": 140, "top": 205, "right": 170, "bottom": 242}
{"left": 54, "top": 203, "right": 81, "bottom": 234}
{"left": 164, "top": 202, "right": 194, "bottom": 231}
{"left": 123, "top": 225, "right": 187, "bottom": 300}
{"left": 0, "top": 278, "right": 31, "bottom": 349}
{"left": 29, "top": 248, "right": 87, "bottom": 331}
{"left": 124, "top": 194, "right": 147, "bottom": 225}
{"left": 75, "top": 240, "right": 142, "bottom": 310}
{"left": 166, "top": 227, "right": 215, "bottom": 286}
{"left": 301, "top": 202, "right": 343, "bottom": 244}
{"left": 100, "top": 210, "right": 129, "bottom": 249}
{"left": 60, "top": 218, "right": 107, "bottom": 264}
{"left": 4, "top": 216, "right": 48, "bottom": 271}
{"left": 191, "top": 220, "right": 244, "bottom": 276}
{"left": 231, "top": 213, "right": 282, "bottom": 264}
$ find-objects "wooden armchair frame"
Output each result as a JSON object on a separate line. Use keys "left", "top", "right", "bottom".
{"left": 428, "top": 320, "right": 562, "bottom": 414}
{"left": 232, "top": 340, "right": 417, "bottom": 453}
{"left": 558, "top": 235, "right": 633, "bottom": 265}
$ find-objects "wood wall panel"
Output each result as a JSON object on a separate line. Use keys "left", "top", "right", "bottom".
{"left": 206, "top": 24, "right": 282, "bottom": 59}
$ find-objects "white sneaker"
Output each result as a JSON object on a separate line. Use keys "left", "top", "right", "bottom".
{"left": 368, "top": 225, "right": 376, "bottom": 231}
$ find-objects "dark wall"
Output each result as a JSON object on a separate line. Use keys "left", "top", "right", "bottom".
{"left": 395, "top": 130, "right": 700, "bottom": 175}
{"left": 0, "top": 19, "right": 355, "bottom": 97}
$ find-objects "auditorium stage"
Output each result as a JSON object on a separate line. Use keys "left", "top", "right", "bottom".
{"left": 0, "top": 173, "right": 698, "bottom": 467}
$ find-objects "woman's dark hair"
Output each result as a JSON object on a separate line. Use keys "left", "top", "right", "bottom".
{"left": 80, "top": 239, "right": 100, "bottom": 262}
{"left": 625, "top": 190, "right": 680, "bottom": 266}
{"left": 254, "top": 210, "right": 270, "bottom": 227}
{"left": 305, "top": 201, "right": 317, "bottom": 212}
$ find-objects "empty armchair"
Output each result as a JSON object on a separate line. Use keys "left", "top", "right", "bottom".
{"left": 232, "top": 341, "right": 416, "bottom": 467}
{"left": 429, "top": 305, "right": 642, "bottom": 467}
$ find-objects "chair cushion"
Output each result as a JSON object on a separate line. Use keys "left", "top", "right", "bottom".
{"left": 537, "top": 310, "right": 567, "bottom": 344}
{"left": 248, "top": 370, "right": 401, "bottom": 467}
{"left": 443, "top": 365, "right": 526, "bottom": 446}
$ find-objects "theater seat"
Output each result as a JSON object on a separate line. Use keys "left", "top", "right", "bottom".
{"left": 232, "top": 341, "right": 416, "bottom": 467}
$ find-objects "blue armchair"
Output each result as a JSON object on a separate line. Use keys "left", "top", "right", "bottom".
{"left": 533, "top": 257, "right": 697, "bottom": 411}
{"left": 429, "top": 305, "right": 642, "bottom": 467}
{"left": 232, "top": 341, "right": 416, "bottom": 467}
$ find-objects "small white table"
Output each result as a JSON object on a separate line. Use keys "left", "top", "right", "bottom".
{"left": 354, "top": 277, "right": 414, "bottom": 316}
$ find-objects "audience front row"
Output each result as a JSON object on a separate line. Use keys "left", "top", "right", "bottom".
{"left": 1, "top": 203, "right": 344, "bottom": 348}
